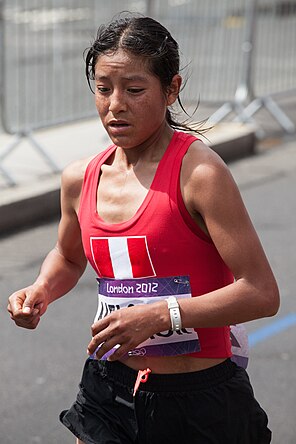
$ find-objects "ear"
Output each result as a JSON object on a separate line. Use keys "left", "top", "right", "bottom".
{"left": 166, "top": 74, "right": 182, "bottom": 106}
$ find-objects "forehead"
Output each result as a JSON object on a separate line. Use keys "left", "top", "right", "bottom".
{"left": 94, "top": 49, "right": 152, "bottom": 78}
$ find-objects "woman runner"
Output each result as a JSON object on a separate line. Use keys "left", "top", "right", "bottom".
{"left": 8, "top": 14, "right": 279, "bottom": 444}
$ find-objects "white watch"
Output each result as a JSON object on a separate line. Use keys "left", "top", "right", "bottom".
{"left": 166, "top": 296, "right": 182, "bottom": 331}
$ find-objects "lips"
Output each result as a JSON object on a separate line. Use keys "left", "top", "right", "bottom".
{"left": 109, "top": 120, "right": 130, "bottom": 128}
{"left": 107, "top": 121, "right": 131, "bottom": 137}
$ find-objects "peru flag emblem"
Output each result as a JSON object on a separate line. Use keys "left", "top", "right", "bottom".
{"left": 90, "top": 236, "right": 156, "bottom": 279}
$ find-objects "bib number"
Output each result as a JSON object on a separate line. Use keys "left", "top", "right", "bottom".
{"left": 93, "top": 276, "right": 200, "bottom": 360}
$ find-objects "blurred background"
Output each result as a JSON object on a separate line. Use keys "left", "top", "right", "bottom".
{"left": 1, "top": 0, "right": 296, "bottom": 138}
{"left": 0, "top": 1, "right": 295, "bottom": 443}
{"left": 0, "top": 0, "right": 295, "bottom": 186}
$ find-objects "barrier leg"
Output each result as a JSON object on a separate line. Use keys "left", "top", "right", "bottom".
{"left": 0, "top": 134, "right": 23, "bottom": 162}
{"left": 263, "top": 96, "right": 295, "bottom": 134}
{"left": 0, "top": 164, "right": 16, "bottom": 186}
{"left": 232, "top": 102, "right": 266, "bottom": 139}
{"left": 240, "top": 96, "right": 295, "bottom": 134}
{"left": 0, "top": 134, "right": 23, "bottom": 186}
{"left": 209, "top": 101, "right": 257, "bottom": 125}
{"left": 0, "top": 131, "right": 60, "bottom": 187}
{"left": 26, "top": 132, "right": 60, "bottom": 173}
{"left": 208, "top": 103, "right": 234, "bottom": 124}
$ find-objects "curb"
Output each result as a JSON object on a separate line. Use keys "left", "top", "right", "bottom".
{"left": 0, "top": 176, "right": 61, "bottom": 235}
{"left": 0, "top": 123, "right": 256, "bottom": 235}
{"left": 206, "top": 123, "right": 256, "bottom": 162}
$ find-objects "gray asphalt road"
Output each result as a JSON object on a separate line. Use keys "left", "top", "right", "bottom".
{"left": 0, "top": 139, "right": 296, "bottom": 443}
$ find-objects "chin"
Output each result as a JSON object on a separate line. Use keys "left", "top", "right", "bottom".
{"left": 108, "top": 135, "right": 140, "bottom": 149}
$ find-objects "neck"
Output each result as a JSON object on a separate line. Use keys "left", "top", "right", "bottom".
{"left": 117, "top": 123, "right": 174, "bottom": 169}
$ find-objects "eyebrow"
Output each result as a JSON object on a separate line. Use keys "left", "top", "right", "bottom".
{"left": 94, "top": 74, "right": 148, "bottom": 82}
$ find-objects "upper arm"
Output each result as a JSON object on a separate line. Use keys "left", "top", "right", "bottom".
{"left": 56, "top": 158, "right": 90, "bottom": 272}
{"left": 181, "top": 142, "right": 276, "bottom": 288}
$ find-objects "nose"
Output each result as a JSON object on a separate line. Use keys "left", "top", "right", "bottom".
{"left": 109, "top": 89, "right": 127, "bottom": 114}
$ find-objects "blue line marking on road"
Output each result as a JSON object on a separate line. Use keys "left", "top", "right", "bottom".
{"left": 249, "top": 313, "right": 296, "bottom": 347}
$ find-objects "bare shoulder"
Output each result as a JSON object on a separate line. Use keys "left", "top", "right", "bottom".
{"left": 61, "top": 155, "right": 95, "bottom": 200}
{"left": 181, "top": 139, "right": 240, "bottom": 215}
{"left": 182, "top": 139, "right": 233, "bottom": 185}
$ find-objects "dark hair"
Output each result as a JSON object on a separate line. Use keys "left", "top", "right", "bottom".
{"left": 85, "top": 14, "right": 207, "bottom": 135}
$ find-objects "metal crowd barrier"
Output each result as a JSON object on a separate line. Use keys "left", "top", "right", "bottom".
{"left": 0, "top": 0, "right": 295, "bottom": 186}
{"left": 148, "top": 0, "right": 295, "bottom": 134}
{"left": 207, "top": 0, "right": 296, "bottom": 133}
{"left": 0, "top": 0, "right": 151, "bottom": 185}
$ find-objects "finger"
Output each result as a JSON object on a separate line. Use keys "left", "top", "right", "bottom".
{"left": 34, "top": 302, "right": 45, "bottom": 315}
{"left": 14, "top": 314, "right": 41, "bottom": 330}
{"left": 7, "top": 303, "right": 13, "bottom": 316}
{"left": 107, "top": 344, "right": 130, "bottom": 362}
{"left": 13, "top": 307, "right": 40, "bottom": 321}
{"left": 93, "top": 338, "right": 122, "bottom": 361}
{"left": 87, "top": 331, "right": 110, "bottom": 356}
{"left": 91, "top": 317, "right": 110, "bottom": 336}
{"left": 88, "top": 318, "right": 112, "bottom": 355}
{"left": 8, "top": 293, "right": 25, "bottom": 315}
{"left": 8, "top": 290, "right": 39, "bottom": 316}
{"left": 22, "top": 293, "right": 39, "bottom": 314}
{"left": 9, "top": 302, "right": 40, "bottom": 324}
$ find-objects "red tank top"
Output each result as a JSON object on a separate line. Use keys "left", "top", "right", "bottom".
{"left": 78, "top": 131, "right": 233, "bottom": 358}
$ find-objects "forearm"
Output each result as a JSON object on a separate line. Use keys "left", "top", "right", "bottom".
{"left": 178, "top": 277, "right": 279, "bottom": 329}
{"left": 34, "top": 246, "right": 86, "bottom": 304}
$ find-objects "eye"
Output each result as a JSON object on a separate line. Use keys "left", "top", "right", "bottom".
{"left": 128, "top": 88, "right": 145, "bottom": 94}
{"left": 96, "top": 86, "right": 110, "bottom": 94}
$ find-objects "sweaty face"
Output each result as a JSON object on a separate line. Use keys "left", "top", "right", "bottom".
{"left": 94, "top": 49, "right": 170, "bottom": 149}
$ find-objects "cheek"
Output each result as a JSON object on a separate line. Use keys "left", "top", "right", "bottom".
{"left": 137, "top": 96, "right": 167, "bottom": 122}
{"left": 95, "top": 96, "right": 107, "bottom": 116}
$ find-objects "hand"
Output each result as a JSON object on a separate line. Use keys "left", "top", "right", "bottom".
{"left": 7, "top": 283, "right": 49, "bottom": 329}
{"left": 87, "top": 301, "right": 168, "bottom": 361}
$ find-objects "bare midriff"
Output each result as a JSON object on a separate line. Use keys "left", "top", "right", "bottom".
{"left": 120, "top": 355, "right": 226, "bottom": 374}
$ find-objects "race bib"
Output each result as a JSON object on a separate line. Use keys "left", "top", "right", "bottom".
{"left": 230, "top": 324, "right": 249, "bottom": 369}
{"left": 92, "top": 275, "right": 200, "bottom": 360}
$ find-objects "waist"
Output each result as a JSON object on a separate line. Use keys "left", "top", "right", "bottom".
{"left": 120, "top": 355, "right": 227, "bottom": 373}
{"left": 95, "top": 358, "right": 235, "bottom": 392}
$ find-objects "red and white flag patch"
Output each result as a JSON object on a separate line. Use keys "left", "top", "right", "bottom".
{"left": 90, "top": 236, "right": 156, "bottom": 279}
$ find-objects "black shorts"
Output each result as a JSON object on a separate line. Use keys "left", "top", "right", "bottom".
{"left": 60, "top": 358, "right": 271, "bottom": 444}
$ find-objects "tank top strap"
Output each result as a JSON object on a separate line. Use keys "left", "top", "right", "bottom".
{"left": 85, "top": 144, "right": 117, "bottom": 177}
{"left": 155, "top": 131, "right": 199, "bottom": 195}
{"left": 78, "top": 144, "right": 116, "bottom": 222}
